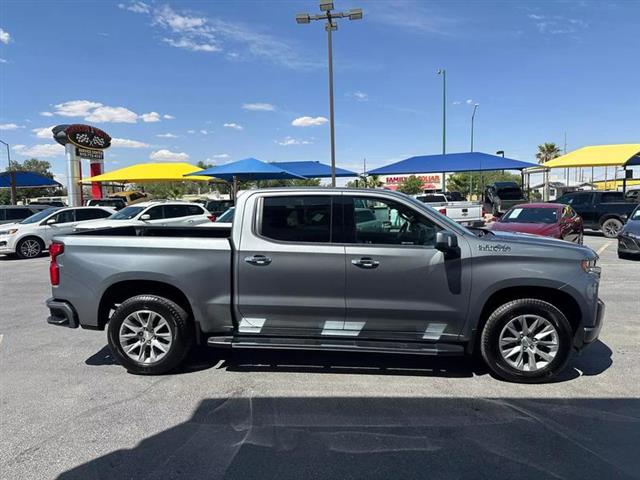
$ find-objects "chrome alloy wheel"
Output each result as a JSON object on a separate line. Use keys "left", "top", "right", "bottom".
{"left": 20, "top": 239, "right": 41, "bottom": 258}
{"left": 498, "top": 315, "right": 559, "bottom": 372}
{"left": 118, "top": 310, "right": 173, "bottom": 364}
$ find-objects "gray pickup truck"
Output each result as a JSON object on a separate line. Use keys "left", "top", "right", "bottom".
{"left": 46, "top": 188, "right": 604, "bottom": 383}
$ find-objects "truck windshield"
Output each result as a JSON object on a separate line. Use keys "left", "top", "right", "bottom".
{"left": 109, "top": 206, "right": 144, "bottom": 220}
{"left": 501, "top": 207, "right": 558, "bottom": 224}
{"left": 20, "top": 207, "right": 59, "bottom": 224}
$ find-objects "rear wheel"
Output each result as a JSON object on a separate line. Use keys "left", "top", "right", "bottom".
{"left": 107, "top": 295, "right": 193, "bottom": 375}
{"left": 16, "top": 237, "right": 44, "bottom": 259}
{"left": 480, "top": 299, "right": 573, "bottom": 383}
{"left": 601, "top": 218, "right": 623, "bottom": 238}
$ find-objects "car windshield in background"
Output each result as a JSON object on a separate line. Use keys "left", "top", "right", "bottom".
{"left": 501, "top": 207, "right": 558, "bottom": 224}
{"left": 216, "top": 207, "right": 235, "bottom": 223}
{"left": 496, "top": 187, "right": 523, "bottom": 199}
{"left": 632, "top": 206, "right": 640, "bottom": 220}
{"left": 109, "top": 206, "right": 144, "bottom": 220}
{"left": 19, "top": 207, "right": 60, "bottom": 224}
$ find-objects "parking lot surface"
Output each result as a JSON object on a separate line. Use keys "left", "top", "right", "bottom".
{"left": 1, "top": 234, "right": 639, "bottom": 479}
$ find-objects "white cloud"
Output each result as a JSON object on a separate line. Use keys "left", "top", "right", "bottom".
{"left": 40, "top": 111, "right": 53, "bottom": 117}
{"left": 199, "top": 129, "right": 209, "bottom": 135}
{"left": 0, "top": 28, "right": 10, "bottom": 45}
{"left": 149, "top": 149, "right": 189, "bottom": 162}
{"left": 187, "top": 129, "right": 195, "bottom": 134}
{"left": 163, "top": 114, "right": 175, "bottom": 119}
{"left": 223, "top": 123, "right": 243, "bottom": 130}
{"left": 276, "top": 136, "right": 312, "bottom": 146}
{"left": 13, "top": 143, "right": 64, "bottom": 158}
{"left": 528, "top": 13, "right": 589, "bottom": 35}
{"left": 162, "top": 37, "right": 220, "bottom": 52}
{"left": 211, "top": 153, "right": 230, "bottom": 159}
{"left": 32, "top": 126, "right": 55, "bottom": 139}
{"left": 140, "top": 111, "right": 161, "bottom": 122}
{"left": 118, "top": 1, "right": 149, "bottom": 14}
{"left": 54, "top": 100, "right": 103, "bottom": 117}
{"left": 466, "top": 99, "right": 474, "bottom": 105}
{"left": 242, "top": 102, "right": 276, "bottom": 112}
{"left": 0, "top": 58, "right": 7, "bottom": 64}
{"left": 349, "top": 91, "right": 368, "bottom": 102}
{"left": 111, "top": 138, "right": 150, "bottom": 148}
{"left": 156, "top": 132, "right": 178, "bottom": 138}
{"left": 85, "top": 106, "right": 139, "bottom": 123}
{"left": 291, "top": 116, "right": 328, "bottom": 127}
{"left": 0, "top": 123, "right": 23, "bottom": 130}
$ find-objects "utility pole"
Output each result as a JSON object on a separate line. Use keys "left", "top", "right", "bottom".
{"left": 0, "top": 139, "right": 17, "bottom": 205}
{"left": 437, "top": 69, "right": 446, "bottom": 192}
{"left": 470, "top": 103, "right": 479, "bottom": 152}
{"left": 296, "top": 1, "right": 363, "bottom": 188}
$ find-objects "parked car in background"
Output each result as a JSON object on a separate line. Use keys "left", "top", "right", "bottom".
{"left": 108, "top": 191, "right": 150, "bottom": 206}
{"left": 202, "top": 199, "right": 234, "bottom": 218}
{"left": 86, "top": 198, "right": 127, "bottom": 210}
{"left": 0, "top": 206, "right": 114, "bottom": 258}
{"left": 618, "top": 204, "right": 640, "bottom": 259}
{"left": 416, "top": 193, "right": 484, "bottom": 226}
{"left": 75, "top": 201, "right": 214, "bottom": 231}
{"left": 484, "top": 182, "right": 527, "bottom": 216}
{"left": 215, "top": 207, "right": 234, "bottom": 224}
{"left": 554, "top": 190, "right": 639, "bottom": 238}
{"left": 0, "top": 205, "right": 49, "bottom": 225}
{"left": 445, "top": 191, "right": 466, "bottom": 202}
{"left": 491, "top": 203, "right": 583, "bottom": 244}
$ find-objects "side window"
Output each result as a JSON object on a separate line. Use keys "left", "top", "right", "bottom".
{"left": 164, "top": 205, "right": 190, "bottom": 218}
{"left": 568, "top": 193, "right": 590, "bottom": 206}
{"left": 6, "top": 208, "right": 32, "bottom": 220}
{"left": 0, "top": 209, "right": 5, "bottom": 221}
{"left": 261, "top": 196, "right": 331, "bottom": 243}
{"left": 51, "top": 210, "right": 75, "bottom": 224}
{"left": 145, "top": 206, "right": 164, "bottom": 220}
{"left": 187, "top": 205, "right": 204, "bottom": 216}
{"left": 75, "top": 209, "right": 111, "bottom": 221}
{"left": 348, "top": 196, "right": 441, "bottom": 247}
{"left": 601, "top": 192, "right": 623, "bottom": 203}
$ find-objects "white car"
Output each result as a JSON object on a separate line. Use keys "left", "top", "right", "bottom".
{"left": 0, "top": 206, "right": 115, "bottom": 259}
{"left": 76, "top": 201, "right": 214, "bottom": 230}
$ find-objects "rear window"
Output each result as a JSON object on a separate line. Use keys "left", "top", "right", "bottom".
{"left": 261, "top": 196, "right": 331, "bottom": 243}
{"left": 601, "top": 192, "right": 624, "bottom": 203}
{"left": 501, "top": 207, "right": 559, "bottom": 224}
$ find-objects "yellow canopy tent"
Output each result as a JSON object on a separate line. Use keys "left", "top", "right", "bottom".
{"left": 543, "top": 144, "right": 640, "bottom": 168}
{"left": 84, "top": 162, "right": 213, "bottom": 183}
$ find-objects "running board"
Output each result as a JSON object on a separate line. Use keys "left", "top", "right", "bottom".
{"left": 206, "top": 335, "right": 464, "bottom": 356}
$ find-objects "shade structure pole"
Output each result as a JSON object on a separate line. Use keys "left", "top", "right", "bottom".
{"left": 65, "top": 143, "right": 82, "bottom": 207}
{"left": 232, "top": 176, "right": 238, "bottom": 203}
{"left": 327, "top": 24, "right": 337, "bottom": 187}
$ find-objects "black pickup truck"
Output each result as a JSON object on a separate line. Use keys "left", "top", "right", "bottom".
{"left": 554, "top": 191, "right": 639, "bottom": 238}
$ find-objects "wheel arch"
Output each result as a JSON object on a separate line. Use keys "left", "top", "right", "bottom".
{"left": 15, "top": 234, "right": 46, "bottom": 254}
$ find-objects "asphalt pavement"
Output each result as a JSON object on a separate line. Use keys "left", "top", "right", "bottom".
{"left": 0, "top": 234, "right": 638, "bottom": 479}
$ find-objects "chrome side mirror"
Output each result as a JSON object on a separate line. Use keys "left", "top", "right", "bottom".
{"left": 140, "top": 214, "right": 151, "bottom": 221}
{"left": 435, "top": 231, "right": 458, "bottom": 251}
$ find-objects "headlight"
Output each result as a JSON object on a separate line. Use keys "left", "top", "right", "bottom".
{"left": 0, "top": 228, "right": 18, "bottom": 236}
{"left": 581, "top": 257, "right": 601, "bottom": 276}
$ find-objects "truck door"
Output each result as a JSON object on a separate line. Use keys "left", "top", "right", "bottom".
{"left": 566, "top": 192, "right": 597, "bottom": 228}
{"left": 342, "top": 194, "right": 471, "bottom": 342}
{"left": 236, "top": 193, "right": 346, "bottom": 336}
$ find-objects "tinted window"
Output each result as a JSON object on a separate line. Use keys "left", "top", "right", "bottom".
{"left": 601, "top": 192, "right": 624, "bottom": 203}
{"left": 261, "top": 196, "right": 331, "bottom": 243}
{"left": 75, "top": 208, "right": 111, "bottom": 221}
{"left": 0, "top": 209, "right": 5, "bottom": 220}
{"left": 146, "top": 206, "right": 164, "bottom": 220}
{"left": 347, "top": 196, "right": 440, "bottom": 246}
{"left": 187, "top": 204, "right": 204, "bottom": 216}
{"left": 110, "top": 206, "right": 144, "bottom": 220}
{"left": 564, "top": 193, "right": 591, "bottom": 205}
{"left": 164, "top": 205, "right": 190, "bottom": 219}
{"left": 51, "top": 210, "right": 75, "bottom": 224}
{"left": 6, "top": 208, "right": 33, "bottom": 220}
{"left": 20, "top": 208, "right": 60, "bottom": 224}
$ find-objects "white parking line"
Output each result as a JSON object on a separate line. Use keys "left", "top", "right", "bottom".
{"left": 596, "top": 242, "right": 613, "bottom": 256}
{"left": 0, "top": 334, "right": 3, "bottom": 346}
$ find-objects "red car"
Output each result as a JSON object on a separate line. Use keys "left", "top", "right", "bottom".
{"left": 491, "top": 203, "right": 583, "bottom": 243}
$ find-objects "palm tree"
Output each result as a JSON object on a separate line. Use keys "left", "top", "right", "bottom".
{"left": 536, "top": 143, "right": 562, "bottom": 165}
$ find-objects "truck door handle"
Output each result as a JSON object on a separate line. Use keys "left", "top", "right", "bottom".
{"left": 351, "top": 257, "right": 380, "bottom": 269}
{"left": 245, "top": 255, "right": 272, "bottom": 266}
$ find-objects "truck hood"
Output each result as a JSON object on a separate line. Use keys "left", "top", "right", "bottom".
{"left": 491, "top": 222, "right": 560, "bottom": 237}
{"left": 488, "top": 230, "right": 594, "bottom": 255}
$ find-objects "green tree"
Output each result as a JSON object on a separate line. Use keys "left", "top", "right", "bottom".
{"left": 536, "top": 143, "right": 561, "bottom": 165}
{"left": 346, "top": 174, "right": 383, "bottom": 189}
{"left": 396, "top": 175, "right": 424, "bottom": 195}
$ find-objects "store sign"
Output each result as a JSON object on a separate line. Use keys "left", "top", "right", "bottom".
{"left": 76, "top": 147, "right": 104, "bottom": 160}
{"left": 382, "top": 173, "right": 443, "bottom": 191}
{"left": 52, "top": 124, "right": 111, "bottom": 149}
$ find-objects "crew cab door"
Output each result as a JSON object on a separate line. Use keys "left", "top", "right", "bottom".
{"left": 342, "top": 194, "right": 471, "bottom": 342}
{"left": 236, "top": 193, "right": 345, "bottom": 335}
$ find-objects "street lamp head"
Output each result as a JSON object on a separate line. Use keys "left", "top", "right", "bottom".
{"left": 319, "top": 0, "right": 334, "bottom": 11}
{"left": 296, "top": 13, "right": 311, "bottom": 24}
{"left": 437, "top": 68, "right": 445, "bottom": 75}
{"left": 348, "top": 8, "right": 363, "bottom": 20}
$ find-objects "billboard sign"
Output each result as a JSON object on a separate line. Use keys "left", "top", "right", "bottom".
{"left": 382, "top": 173, "right": 443, "bottom": 191}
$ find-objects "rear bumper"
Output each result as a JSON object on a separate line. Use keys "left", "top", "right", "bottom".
{"left": 46, "top": 298, "right": 79, "bottom": 329}
{"left": 574, "top": 299, "right": 605, "bottom": 351}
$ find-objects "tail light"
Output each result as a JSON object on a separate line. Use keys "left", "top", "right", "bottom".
{"left": 207, "top": 215, "right": 216, "bottom": 222}
{"left": 49, "top": 242, "right": 64, "bottom": 286}
{"left": 438, "top": 208, "right": 447, "bottom": 216}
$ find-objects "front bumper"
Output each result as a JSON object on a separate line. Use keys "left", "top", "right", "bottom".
{"left": 46, "top": 298, "right": 79, "bottom": 328}
{"left": 574, "top": 299, "right": 605, "bottom": 351}
{"left": 0, "top": 237, "right": 16, "bottom": 254}
{"left": 618, "top": 235, "right": 640, "bottom": 255}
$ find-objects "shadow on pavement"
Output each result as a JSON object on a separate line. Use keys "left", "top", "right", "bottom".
{"left": 57, "top": 396, "right": 640, "bottom": 480}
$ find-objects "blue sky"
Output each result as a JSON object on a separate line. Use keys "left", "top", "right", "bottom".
{"left": 1, "top": 0, "right": 638, "bottom": 184}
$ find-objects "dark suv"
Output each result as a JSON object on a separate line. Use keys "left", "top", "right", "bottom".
{"left": 0, "top": 205, "right": 49, "bottom": 225}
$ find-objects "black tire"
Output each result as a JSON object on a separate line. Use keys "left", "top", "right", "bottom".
{"left": 480, "top": 299, "right": 573, "bottom": 383}
{"left": 15, "top": 236, "right": 44, "bottom": 259}
{"left": 107, "top": 295, "right": 193, "bottom": 375}
{"left": 601, "top": 218, "right": 623, "bottom": 238}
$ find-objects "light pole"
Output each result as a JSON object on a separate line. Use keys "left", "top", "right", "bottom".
{"left": 0, "top": 139, "right": 17, "bottom": 204}
{"left": 296, "top": 1, "right": 363, "bottom": 188}
{"left": 436, "top": 69, "right": 446, "bottom": 155}
{"left": 496, "top": 150, "right": 505, "bottom": 157}
{"left": 470, "top": 103, "right": 479, "bottom": 152}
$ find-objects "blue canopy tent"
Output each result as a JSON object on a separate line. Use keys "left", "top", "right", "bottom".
{"left": 185, "top": 157, "right": 306, "bottom": 200}
{"left": 270, "top": 161, "right": 357, "bottom": 178}
{"left": 0, "top": 170, "right": 61, "bottom": 188}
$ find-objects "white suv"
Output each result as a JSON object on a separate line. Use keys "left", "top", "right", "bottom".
{"left": 0, "top": 206, "right": 115, "bottom": 259}
{"left": 76, "top": 201, "right": 213, "bottom": 230}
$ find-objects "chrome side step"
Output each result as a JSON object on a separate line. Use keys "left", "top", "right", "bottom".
{"left": 206, "top": 335, "right": 464, "bottom": 356}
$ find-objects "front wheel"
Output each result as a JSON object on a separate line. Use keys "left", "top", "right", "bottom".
{"left": 480, "top": 299, "right": 573, "bottom": 383}
{"left": 16, "top": 237, "right": 44, "bottom": 259}
{"left": 601, "top": 218, "right": 623, "bottom": 238}
{"left": 107, "top": 295, "right": 193, "bottom": 375}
